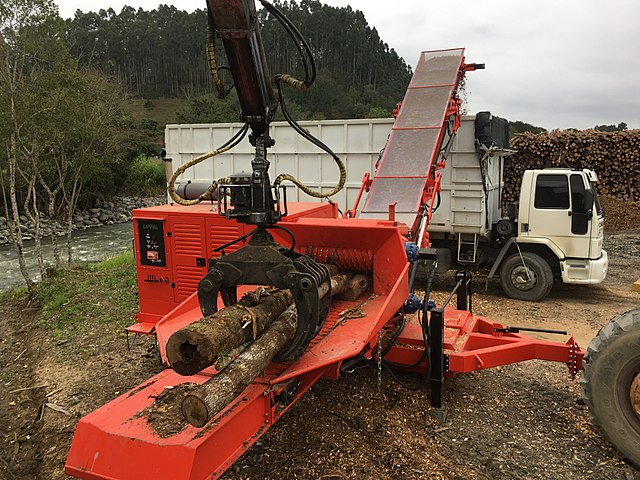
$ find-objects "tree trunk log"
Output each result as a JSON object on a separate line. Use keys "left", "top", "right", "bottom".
{"left": 167, "top": 273, "right": 352, "bottom": 376}
{"left": 179, "top": 271, "right": 369, "bottom": 427}
{"left": 340, "top": 273, "right": 371, "bottom": 301}
{"left": 182, "top": 304, "right": 298, "bottom": 427}
{"left": 167, "top": 289, "right": 293, "bottom": 376}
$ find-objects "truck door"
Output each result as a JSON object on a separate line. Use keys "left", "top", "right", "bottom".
{"left": 527, "top": 173, "right": 591, "bottom": 258}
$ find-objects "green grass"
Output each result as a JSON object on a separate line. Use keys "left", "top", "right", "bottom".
{"left": 0, "top": 286, "right": 29, "bottom": 302}
{"left": 33, "top": 252, "right": 139, "bottom": 340}
{"left": 126, "top": 97, "right": 190, "bottom": 126}
{"left": 122, "top": 155, "right": 166, "bottom": 196}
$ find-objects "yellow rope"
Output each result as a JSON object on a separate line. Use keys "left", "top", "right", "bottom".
{"left": 167, "top": 148, "right": 231, "bottom": 206}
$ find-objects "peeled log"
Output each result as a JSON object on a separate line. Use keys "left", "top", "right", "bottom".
{"left": 318, "top": 273, "right": 350, "bottom": 299}
{"left": 182, "top": 304, "right": 298, "bottom": 427}
{"left": 167, "top": 289, "right": 293, "bottom": 376}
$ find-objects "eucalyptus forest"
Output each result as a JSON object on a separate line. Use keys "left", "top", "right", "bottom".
{"left": 64, "top": 1, "right": 414, "bottom": 120}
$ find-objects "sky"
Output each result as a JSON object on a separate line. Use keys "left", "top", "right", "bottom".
{"left": 55, "top": 0, "right": 640, "bottom": 130}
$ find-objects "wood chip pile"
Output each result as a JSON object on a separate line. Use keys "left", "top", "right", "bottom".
{"left": 504, "top": 129, "right": 640, "bottom": 204}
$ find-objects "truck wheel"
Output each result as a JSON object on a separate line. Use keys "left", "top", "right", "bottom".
{"left": 581, "top": 308, "right": 640, "bottom": 468}
{"left": 499, "top": 252, "right": 553, "bottom": 301}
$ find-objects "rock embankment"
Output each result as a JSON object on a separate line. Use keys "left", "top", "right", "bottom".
{"left": 0, "top": 196, "right": 165, "bottom": 245}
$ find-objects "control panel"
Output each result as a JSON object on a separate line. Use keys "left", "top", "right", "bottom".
{"left": 137, "top": 219, "right": 167, "bottom": 267}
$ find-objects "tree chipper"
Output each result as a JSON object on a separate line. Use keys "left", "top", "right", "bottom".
{"left": 65, "top": 1, "right": 640, "bottom": 478}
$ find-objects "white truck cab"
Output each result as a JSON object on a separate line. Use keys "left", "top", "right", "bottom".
{"left": 515, "top": 168, "right": 607, "bottom": 287}
{"left": 477, "top": 167, "right": 608, "bottom": 301}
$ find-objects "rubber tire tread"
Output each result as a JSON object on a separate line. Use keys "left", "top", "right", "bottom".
{"left": 499, "top": 252, "right": 553, "bottom": 302}
{"left": 580, "top": 308, "right": 640, "bottom": 468}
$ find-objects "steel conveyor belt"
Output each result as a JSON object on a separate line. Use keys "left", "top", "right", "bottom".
{"left": 360, "top": 48, "right": 465, "bottom": 228}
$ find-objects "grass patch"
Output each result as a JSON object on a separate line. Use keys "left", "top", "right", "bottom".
{"left": 126, "top": 97, "right": 189, "bottom": 125}
{"left": 33, "top": 253, "right": 139, "bottom": 342}
{"left": 0, "top": 286, "right": 29, "bottom": 302}
{"left": 95, "top": 251, "right": 135, "bottom": 271}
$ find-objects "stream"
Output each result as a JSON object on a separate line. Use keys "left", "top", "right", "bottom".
{"left": 1, "top": 222, "right": 135, "bottom": 292}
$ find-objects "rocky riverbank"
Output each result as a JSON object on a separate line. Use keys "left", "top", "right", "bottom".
{"left": 0, "top": 196, "right": 166, "bottom": 246}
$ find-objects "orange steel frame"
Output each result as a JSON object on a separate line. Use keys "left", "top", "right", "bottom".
{"left": 65, "top": 208, "right": 584, "bottom": 480}
{"left": 65, "top": 56, "right": 585, "bottom": 480}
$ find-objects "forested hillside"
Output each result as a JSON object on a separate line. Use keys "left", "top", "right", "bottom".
{"left": 64, "top": 1, "right": 413, "bottom": 120}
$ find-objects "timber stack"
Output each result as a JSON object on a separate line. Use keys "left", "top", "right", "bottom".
{"left": 505, "top": 129, "right": 640, "bottom": 204}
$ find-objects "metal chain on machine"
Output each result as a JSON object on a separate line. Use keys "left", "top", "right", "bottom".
{"left": 377, "top": 335, "right": 382, "bottom": 386}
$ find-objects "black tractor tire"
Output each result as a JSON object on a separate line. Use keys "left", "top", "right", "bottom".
{"left": 581, "top": 308, "right": 640, "bottom": 468}
{"left": 499, "top": 252, "right": 553, "bottom": 301}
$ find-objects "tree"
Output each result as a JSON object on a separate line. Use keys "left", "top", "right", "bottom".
{"left": 0, "top": 0, "right": 68, "bottom": 290}
{"left": 63, "top": 2, "right": 413, "bottom": 119}
{"left": 1, "top": 0, "right": 134, "bottom": 290}
{"left": 509, "top": 120, "right": 547, "bottom": 137}
{"left": 43, "top": 68, "right": 131, "bottom": 263}
{"left": 176, "top": 93, "right": 241, "bottom": 124}
{"left": 595, "top": 122, "right": 627, "bottom": 132}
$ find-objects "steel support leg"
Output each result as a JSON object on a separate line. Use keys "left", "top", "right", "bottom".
{"left": 429, "top": 307, "right": 447, "bottom": 422}
{"left": 455, "top": 270, "right": 468, "bottom": 311}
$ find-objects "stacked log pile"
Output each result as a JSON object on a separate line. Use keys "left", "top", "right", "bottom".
{"left": 504, "top": 130, "right": 640, "bottom": 204}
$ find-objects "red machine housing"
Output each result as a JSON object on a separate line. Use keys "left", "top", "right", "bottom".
{"left": 65, "top": 203, "right": 583, "bottom": 480}
{"left": 129, "top": 201, "right": 336, "bottom": 334}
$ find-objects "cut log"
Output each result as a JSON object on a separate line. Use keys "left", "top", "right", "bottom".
{"left": 317, "top": 272, "right": 350, "bottom": 299}
{"left": 166, "top": 289, "right": 293, "bottom": 376}
{"left": 180, "top": 271, "right": 372, "bottom": 427}
{"left": 505, "top": 129, "right": 640, "bottom": 205}
{"left": 340, "top": 273, "right": 371, "bottom": 301}
{"left": 167, "top": 273, "right": 352, "bottom": 376}
{"left": 182, "top": 304, "right": 298, "bottom": 427}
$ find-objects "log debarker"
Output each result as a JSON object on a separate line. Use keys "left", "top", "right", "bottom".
{"left": 65, "top": 0, "right": 640, "bottom": 477}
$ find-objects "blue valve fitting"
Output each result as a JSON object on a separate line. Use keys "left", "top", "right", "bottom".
{"left": 404, "top": 242, "right": 419, "bottom": 262}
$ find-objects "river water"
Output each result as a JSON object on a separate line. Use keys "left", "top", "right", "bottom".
{"left": 1, "top": 223, "right": 135, "bottom": 292}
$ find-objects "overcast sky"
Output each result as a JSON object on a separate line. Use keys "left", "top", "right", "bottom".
{"left": 55, "top": 0, "right": 640, "bottom": 130}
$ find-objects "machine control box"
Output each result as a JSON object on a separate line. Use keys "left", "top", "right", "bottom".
{"left": 137, "top": 219, "right": 166, "bottom": 267}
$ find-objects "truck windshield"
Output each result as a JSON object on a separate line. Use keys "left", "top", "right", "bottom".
{"left": 587, "top": 180, "right": 603, "bottom": 217}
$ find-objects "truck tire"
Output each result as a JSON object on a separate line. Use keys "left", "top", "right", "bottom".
{"left": 499, "top": 252, "right": 553, "bottom": 301}
{"left": 580, "top": 308, "right": 640, "bottom": 468}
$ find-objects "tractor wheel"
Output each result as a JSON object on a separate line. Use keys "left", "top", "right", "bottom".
{"left": 499, "top": 252, "right": 553, "bottom": 301}
{"left": 581, "top": 308, "right": 640, "bottom": 468}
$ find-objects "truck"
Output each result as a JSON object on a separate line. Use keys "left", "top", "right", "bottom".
{"left": 165, "top": 113, "right": 608, "bottom": 301}
{"left": 425, "top": 112, "right": 608, "bottom": 301}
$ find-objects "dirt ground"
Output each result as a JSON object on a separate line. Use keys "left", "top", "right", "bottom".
{"left": 1, "top": 231, "right": 639, "bottom": 480}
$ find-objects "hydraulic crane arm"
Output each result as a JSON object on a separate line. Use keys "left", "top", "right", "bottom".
{"left": 193, "top": 0, "right": 339, "bottom": 362}
{"left": 169, "top": 0, "right": 345, "bottom": 220}
{"left": 206, "top": 0, "right": 277, "bottom": 138}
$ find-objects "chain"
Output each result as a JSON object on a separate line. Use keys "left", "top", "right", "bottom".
{"left": 377, "top": 335, "right": 382, "bottom": 387}
{"left": 514, "top": 241, "right": 531, "bottom": 281}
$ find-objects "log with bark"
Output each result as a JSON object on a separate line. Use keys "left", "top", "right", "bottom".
{"left": 179, "top": 272, "right": 371, "bottom": 427}
{"left": 167, "top": 272, "right": 353, "bottom": 376}
{"left": 166, "top": 288, "right": 293, "bottom": 376}
{"left": 182, "top": 304, "right": 298, "bottom": 427}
